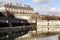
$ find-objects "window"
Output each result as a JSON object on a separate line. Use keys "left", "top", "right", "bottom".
{"left": 20, "top": 9, "right": 23, "bottom": 12}
{"left": 15, "top": 9, "right": 17, "bottom": 12}
{"left": 18, "top": 9, "right": 20, "bottom": 12}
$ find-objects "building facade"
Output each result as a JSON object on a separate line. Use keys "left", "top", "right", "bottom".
{"left": 0, "top": 2, "right": 35, "bottom": 18}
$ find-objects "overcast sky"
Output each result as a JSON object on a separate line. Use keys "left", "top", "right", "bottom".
{"left": 0, "top": 0, "right": 60, "bottom": 16}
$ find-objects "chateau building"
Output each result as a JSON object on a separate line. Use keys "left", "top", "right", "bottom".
{"left": 0, "top": 2, "right": 35, "bottom": 18}
{"left": 0, "top": 2, "right": 60, "bottom": 23}
{"left": 0, "top": 2, "right": 44, "bottom": 22}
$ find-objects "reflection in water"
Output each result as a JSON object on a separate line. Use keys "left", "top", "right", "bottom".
{"left": 15, "top": 33, "right": 59, "bottom": 40}
{"left": 36, "top": 35, "right": 58, "bottom": 40}
{"left": 0, "top": 32, "right": 59, "bottom": 40}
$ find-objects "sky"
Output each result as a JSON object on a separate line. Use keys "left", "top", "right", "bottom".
{"left": 0, "top": 0, "right": 60, "bottom": 16}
